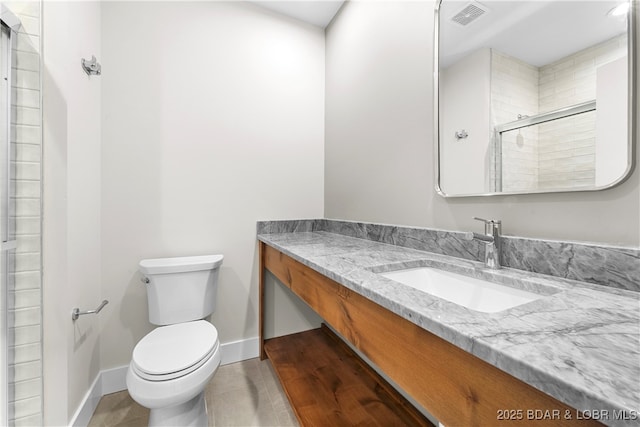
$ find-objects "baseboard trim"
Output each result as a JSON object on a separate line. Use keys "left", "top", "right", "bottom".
{"left": 69, "top": 374, "right": 102, "bottom": 427}
{"left": 220, "top": 336, "right": 260, "bottom": 365}
{"left": 68, "top": 336, "right": 260, "bottom": 427}
{"left": 100, "top": 365, "right": 129, "bottom": 395}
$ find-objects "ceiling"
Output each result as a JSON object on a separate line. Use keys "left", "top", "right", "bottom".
{"left": 249, "top": 1, "right": 628, "bottom": 65}
{"left": 251, "top": 1, "right": 345, "bottom": 28}
{"left": 439, "top": 0, "right": 629, "bottom": 68}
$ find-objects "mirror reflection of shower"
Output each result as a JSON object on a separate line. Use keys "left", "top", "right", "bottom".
{"left": 515, "top": 114, "right": 528, "bottom": 148}
{"left": 437, "top": 0, "right": 632, "bottom": 197}
{"left": 490, "top": 35, "right": 627, "bottom": 194}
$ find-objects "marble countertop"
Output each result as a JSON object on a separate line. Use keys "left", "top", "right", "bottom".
{"left": 258, "top": 231, "right": 640, "bottom": 427}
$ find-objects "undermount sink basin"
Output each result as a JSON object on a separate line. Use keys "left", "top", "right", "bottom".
{"left": 380, "top": 267, "right": 544, "bottom": 313}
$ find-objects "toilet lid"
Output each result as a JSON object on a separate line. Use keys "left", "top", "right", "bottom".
{"left": 132, "top": 320, "right": 218, "bottom": 381}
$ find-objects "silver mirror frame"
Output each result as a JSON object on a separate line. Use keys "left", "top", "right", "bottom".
{"left": 433, "top": 0, "right": 637, "bottom": 198}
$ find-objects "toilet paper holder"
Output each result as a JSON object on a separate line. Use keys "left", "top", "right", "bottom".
{"left": 72, "top": 300, "right": 109, "bottom": 321}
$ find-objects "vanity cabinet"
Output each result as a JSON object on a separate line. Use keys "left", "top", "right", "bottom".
{"left": 259, "top": 242, "right": 603, "bottom": 426}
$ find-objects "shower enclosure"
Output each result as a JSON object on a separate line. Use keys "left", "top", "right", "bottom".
{"left": 1, "top": 3, "right": 43, "bottom": 425}
{"left": 0, "top": 18, "right": 10, "bottom": 427}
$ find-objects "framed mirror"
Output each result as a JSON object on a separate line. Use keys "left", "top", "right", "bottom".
{"left": 434, "top": 0, "right": 636, "bottom": 197}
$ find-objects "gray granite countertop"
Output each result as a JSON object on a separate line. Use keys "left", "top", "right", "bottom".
{"left": 258, "top": 231, "right": 640, "bottom": 427}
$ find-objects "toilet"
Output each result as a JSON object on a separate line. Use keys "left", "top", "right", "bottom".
{"left": 126, "top": 254, "right": 224, "bottom": 427}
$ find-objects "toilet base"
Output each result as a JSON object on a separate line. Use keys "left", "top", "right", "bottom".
{"left": 148, "top": 391, "right": 208, "bottom": 427}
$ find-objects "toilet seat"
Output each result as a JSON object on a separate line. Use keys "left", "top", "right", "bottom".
{"left": 132, "top": 320, "right": 219, "bottom": 381}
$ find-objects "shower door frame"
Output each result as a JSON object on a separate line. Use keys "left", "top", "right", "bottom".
{"left": 0, "top": 7, "right": 21, "bottom": 426}
{"left": 0, "top": 20, "right": 10, "bottom": 427}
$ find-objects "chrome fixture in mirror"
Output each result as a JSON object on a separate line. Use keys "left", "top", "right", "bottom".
{"left": 434, "top": 0, "right": 636, "bottom": 197}
{"left": 81, "top": 55, "right": 101, "bottom": 76}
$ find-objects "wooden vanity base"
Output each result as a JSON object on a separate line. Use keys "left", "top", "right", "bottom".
{"left": 260, "top": 242, "right": 604, "bottom": 426}
{"left": 264, "top": 325, "right": 434, "bottom": 427}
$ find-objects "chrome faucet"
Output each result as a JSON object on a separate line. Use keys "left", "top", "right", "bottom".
{"left": 464, "top": 217, "right": 502, "bottom": 269}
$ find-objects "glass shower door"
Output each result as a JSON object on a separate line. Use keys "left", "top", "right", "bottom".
{"left": 0, "top": 20, "right": 16, "bottom": 427}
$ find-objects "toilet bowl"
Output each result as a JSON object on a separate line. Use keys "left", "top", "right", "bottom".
{"left": 126, "top": 321, "right": 221, "bottom": 426}
{"left": 126, "top": 255, "right": 224, "bottom": 427}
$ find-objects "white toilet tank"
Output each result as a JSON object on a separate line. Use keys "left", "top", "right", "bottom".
{"left": 139, "top": 255, "right": 224, "bottom": 326}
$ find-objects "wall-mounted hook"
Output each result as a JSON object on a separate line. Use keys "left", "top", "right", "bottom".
{"left": 455, "top": 129, "right": 468, "bottom": 140}
{"left": 81, "top": 55, "right": 101, "bottom": 76}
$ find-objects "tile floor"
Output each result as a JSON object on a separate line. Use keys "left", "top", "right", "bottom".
{"left": 88, "top": 358, "right": 299, "bottom": 427}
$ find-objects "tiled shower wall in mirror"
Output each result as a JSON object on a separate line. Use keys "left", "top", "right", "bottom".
{"left": 4, "top": 1, "right": 42, "bottom": 425}
{"left": 493, "top": 33, "right": 627, "bottom": 193}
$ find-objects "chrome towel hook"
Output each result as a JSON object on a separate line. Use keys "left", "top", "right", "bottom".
{"left": 455, "top": 129, "right": 468, "bottom": 140}
{"left": 72, "top": 300, "right": 109, "bottom": 321}
{"left": 81, "top": 55, "right": 101, "bottom": 76}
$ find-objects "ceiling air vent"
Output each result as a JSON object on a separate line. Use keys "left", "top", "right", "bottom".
{"left": 451, "top": 2, "right": 488, "bottom": 26}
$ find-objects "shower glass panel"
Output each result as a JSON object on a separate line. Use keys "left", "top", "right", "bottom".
{"left": 1, "top": 3, "right": 43, "bottom": 424}
{"left": 0, "top": 20, "right": 12, "bottom": 427}
{"left": 0, "top": 4, "right": 43, "bottom": 424}
{"left": 498, "top": 109, "right": 599, "bottom": 193}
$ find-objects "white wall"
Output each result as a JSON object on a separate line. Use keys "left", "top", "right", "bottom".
{"left": 325, "top": 0, "right": 640, "bottom": 246}
{"left": 42, "top": 1, "right": 102, "bottom": 425}
{"left": 41, "top": 2, "right": 323, "bottom": 422}
{"left": 440, "top": 48, "right": 491, "bottom": 195}
{"left": 325, "top": 1, "right": 432, "bottom": 226}
{"left": 100, "top": 2, "right": 324, "bottom": 370}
